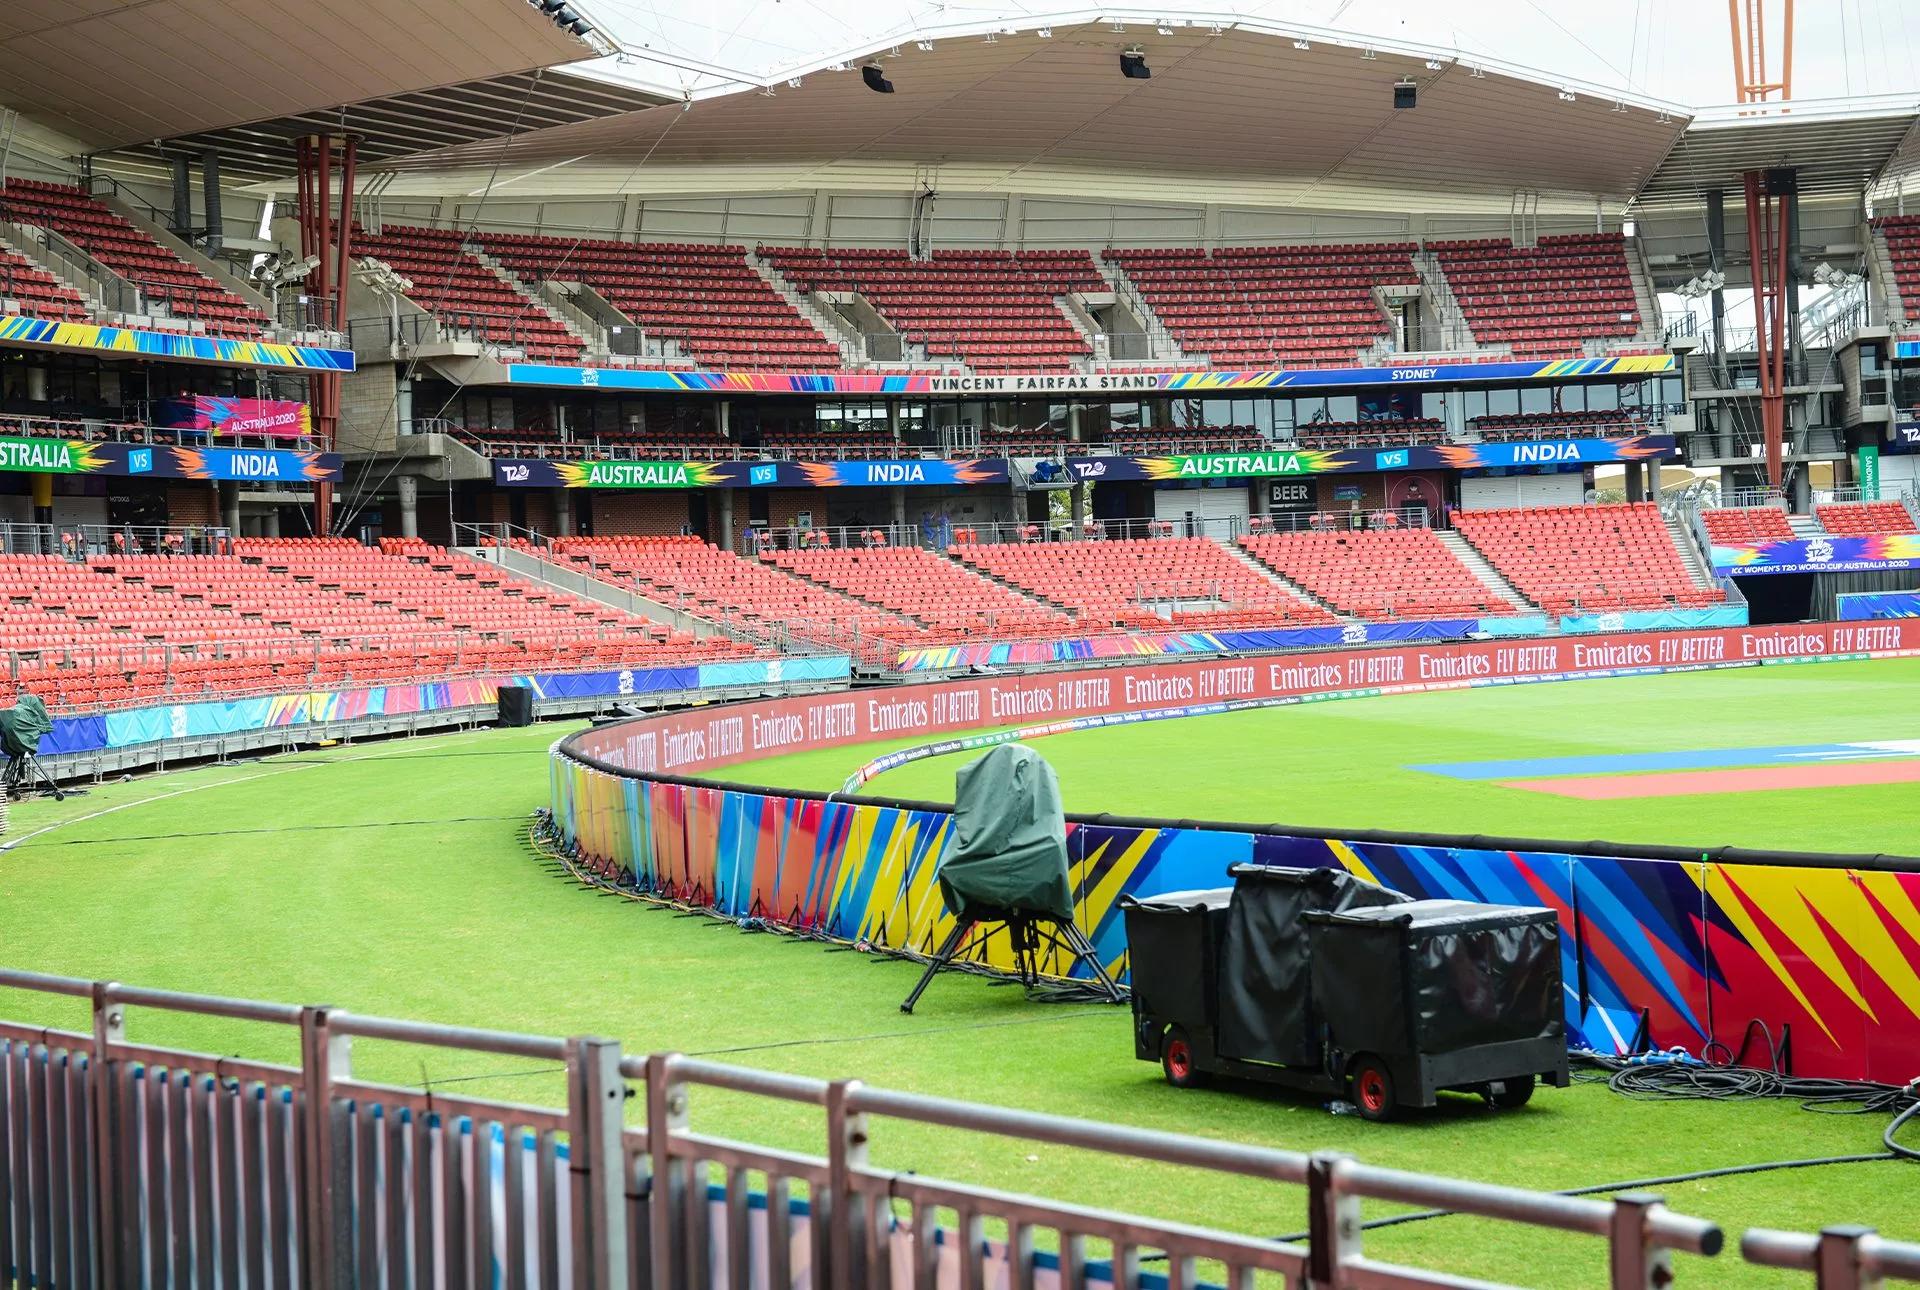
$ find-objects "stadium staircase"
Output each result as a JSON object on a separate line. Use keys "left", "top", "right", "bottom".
{"left": 1092, "top": 257, "right": 1187, "bottom": 364}
{"left": 1410, "top": 250, "right": 1484, "bottom": 354}
{"left": 1663, "top": 513, "right": 1720, "bottom": 590}
{"left": 466, "top": 541, "right": 716, "bottom": 638}
{"left": 1623, "top": 237, "right": 1665, "bottom": 345}
{"left": 93, "top": 185, "right": 278, "bottom": 323}
{"left": 1221, "top": 539, "right": 1352, "bottom": 621}
{"left": 468, "top": 247, "right": 601, "bottom": 355}
{"left": 0, "top": 224, "right": 101, "bottom": 322}
{"left": 1435, "top": 530, "right": 1537, "bottom": 611}
{"left": 743, "top": 249, "right": 862, "bottom": 367}
{"left": 1788, "top": 512, "right": 1824, "bottom": 540}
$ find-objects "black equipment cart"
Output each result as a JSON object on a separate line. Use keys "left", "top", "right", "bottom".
{"left": 1122, "top": 866, "right": 1568, "bottom": 1120}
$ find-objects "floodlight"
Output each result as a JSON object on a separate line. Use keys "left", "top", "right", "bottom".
{"left": 862, "top": 64, "right": 895, "bottom": 93}
{"left": 916, "top": 39, "right": 935, "bottom": 51}
{"left": 1120, "top": 48, "right": 1151, "bottom": 79}
{"left": 1292, "top": 39, "right": 1310, "bottom": 49}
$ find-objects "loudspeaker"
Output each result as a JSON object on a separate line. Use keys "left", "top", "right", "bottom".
{"left": 498, "top": 686, "right": 534, "bottom": 727}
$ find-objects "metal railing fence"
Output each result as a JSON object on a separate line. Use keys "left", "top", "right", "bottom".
{"left": 0, "top": 967, "right": 1799, "bottom": 1290}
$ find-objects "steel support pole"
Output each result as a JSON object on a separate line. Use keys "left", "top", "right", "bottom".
{"left": 1743, "top": 170, "right": 1787, "bottom": 488}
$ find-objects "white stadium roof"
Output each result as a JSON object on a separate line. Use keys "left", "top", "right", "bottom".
{"left": 5, "top": 3, "right": 1918, "bottom": 215}
{"left": 374, "top": 11, "right": 1692, "bottom": 212}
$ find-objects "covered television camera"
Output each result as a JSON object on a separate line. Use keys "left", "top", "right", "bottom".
{"left": 1, "top": 693, "right": 64, "bottom": 801}
{"left": 901, "top": 744, "right": 1122, "bottom": 1013}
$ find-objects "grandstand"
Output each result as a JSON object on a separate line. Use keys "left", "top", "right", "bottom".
{"left": 7, "top": 4, "right": 1920, "bottom": 1288}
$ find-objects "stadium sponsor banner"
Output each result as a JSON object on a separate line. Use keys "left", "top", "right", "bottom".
{"left": 0, "top": 313, "right": 354, "bottom": 371}
{"left": 40, "top": 656, "right": 850, "bottom": 757}
{"left": 1836, "top": 590, "right": 1920, "bottom": 620}
{"left": 156, "top": 395, "right": 311, "bottom": 439}
{"left": 1558, "top": 605, "right": 1747, "bottom": 633}
{"left": 565, "top": 621, "right": 1920, "bottom": 778}
{"left": 493, "top": 456, "right": 1011, "bottom": 489}
{"left": 552, "top": 620, "right": 1920, "bottom": 1083}
{"left": 1710, "top": 533, "right": 1920, "bottom": 575}
{"left": 1065, "top": 435, "right": 1675, "bottom": 483}
{"left": 891, "top": 617, "right": 1555, "bottom": 671}
{"left": 505, "top": 353, "right": 1676, "bottom": 394}
{"left": 0, "top": 435, "right": 343, "bottom": 483}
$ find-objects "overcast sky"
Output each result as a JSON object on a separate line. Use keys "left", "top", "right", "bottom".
{"left": 585, "top": 0, "right": 1919, "bottom": 106}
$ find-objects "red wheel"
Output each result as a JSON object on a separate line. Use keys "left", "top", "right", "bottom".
{"left": 1350, "top": 1057, "right": 1396, "bottom": 1122}
{"left": 1161, "top": 1026, "right": 1208, "bottom": 1089}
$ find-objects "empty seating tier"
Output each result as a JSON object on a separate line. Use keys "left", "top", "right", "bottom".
{"left": 1293, "top": 419, "right": 1446, "bottom": 449}
{"left": 767, "top": 547, "right": 1078, "bottom": 639}
{"left": 1240, "top": 529, "right": 1500, "bottom": 620}
{"left": 1700, "top": 508, "right": 1794, "bottom": 543}
{"left": 0, "top": 539, "right": 748, "bottom": 711}
{"left": 1452, "top": 503, "right": 1719, "bottom": 613}
{"left": 1472, "top": 410, "right": 1651, "bottom": 441}
{"left": 355, "top": 225, "right": 584, "bottom": 362}
{"left": 1874, "top": 215, "right": 1920, "bottom": 318}
{"left": 0, "top": 242, "right": 93, "bottom": 322}
{"left": 1104, "top": 243, "right": 1417, "bottom": 368}
{"left": 542, "top": 536, "right": 923, "bottom": 659}
{"left": 951, "top": 537, "right": 1336, "bottom": 631}
{"left": 1813, "top": 501, "right": 1918, "bottom": 535}
{"left": 1, "top": 179, "right": 269, "bottom": 335}
{"left": 476, "top": 235, "right": 840, "bottom": 370}
{"left": 764, "top": 248, "right": 1102, "bottom": 373}
{"left": 1432, "top": 233, "right": 1641, "bottom": 360}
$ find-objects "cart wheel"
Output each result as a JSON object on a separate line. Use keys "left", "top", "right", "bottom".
{"left": 1350, "top": 1057, "right": 1396, "bottom": 1121}
{"left": 1161, "top": 1026, "right": 1207, "bottom": 1089}
{"left": 1483, "top": 1074, "right": 1535, "bottom": 1110}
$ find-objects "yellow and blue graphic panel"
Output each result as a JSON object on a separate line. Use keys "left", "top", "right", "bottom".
{"left": 551, "top": 753, "right": 1920, "bottom": 1083}
{"left": 0, "top": 314, "right": 354, "bottom": 371}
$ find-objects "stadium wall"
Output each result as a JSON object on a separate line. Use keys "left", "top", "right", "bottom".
{"left": 37, "top": 656, "right": 850, "bottom": 777}
{"left": 548, "top": 622, "right": 1920, "bottom": 1083}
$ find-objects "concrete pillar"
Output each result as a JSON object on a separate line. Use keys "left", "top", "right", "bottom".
{"left": 1067, "top": 402, "right": 1082, "bottom": 443}
{"left": 1790, "top": 468, "right": 1812, "bottom": 512}
{"left": 717, "top": 488, "right": 734, "bottom": 552}
{"left": 1250, "top": 481, "right": 1270, "bottom": 516}
{"left": 1070, "top": 482, "right": 1087, "bottom": 532}
{"left": 220, "top": 482, "right": 242, "bottom": 533}
{"left": 24, "top": 365, "right": 47, "bottom": 403}
{"left": 890, "top": 485, "right": 908, "bottom": 533}
{"left": 1625, "top": 461, "right": 1645, "bottom": 502}
{"left": 887, "top": 400, "right": 900, "bottom": 442}
{"left": 718, "top": 399, "right": 732, "bottom": 441}
{"left": 265, "top": 509, "right": 282, "bottom": 538}
{"left": 397, "top": 377, "right": 415, "bottom": 434}
{"left": 397, "top": 474, "right": 420, "bottom": 539}
{"left": 553, "top": 486, "right": 573, "bottom": 538}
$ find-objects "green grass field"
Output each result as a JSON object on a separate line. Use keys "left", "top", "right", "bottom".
{"left": 1, "top": 660, "right": 1916, "bottom": 1286}
{"left": 736, "top": 658, "right": 1920, "bottom": 854}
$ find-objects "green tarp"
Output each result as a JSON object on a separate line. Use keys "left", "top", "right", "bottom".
{"left": 0, "top": 694, "right": 51, "bottom": 757}
{"left": 936, "top": 744, "right": 1075, "bottom": 922}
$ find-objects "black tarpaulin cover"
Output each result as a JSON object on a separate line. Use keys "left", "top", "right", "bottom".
{"left": 935, "top": 744, "right": 1075, "bottom": 922}
{"left": 1119, "top": 888, "right": 1234, "bottom": 1028}
{"left": 1215, "top": 865, "right": 1412, "bottom": 1066}
{"left": 1306, "top": 899, "right": 1564, "bottom": 1056}
{"left": 0, "top": 694, "right": 52, "bottom": 758}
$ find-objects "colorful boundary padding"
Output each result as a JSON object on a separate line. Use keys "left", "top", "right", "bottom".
{"left": 1837, "top": 590, "right": 1920, "bottom": 620}
{"left": 550, "top": 621, "right": 1920, "bottom": 1083}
